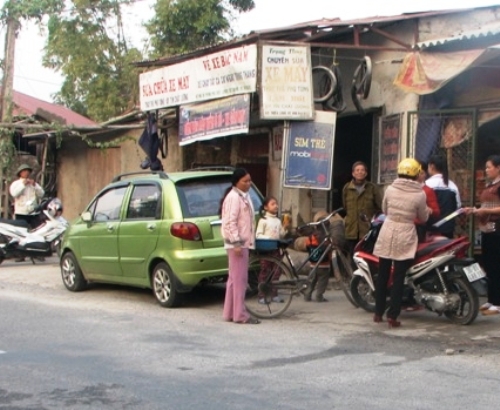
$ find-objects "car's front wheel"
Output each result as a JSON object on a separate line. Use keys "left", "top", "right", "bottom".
{"left": 152, "top": 262, "right": 181, "bottom": 308}
{"left": 61, "top": 252, "right": 87, "bottom": 292}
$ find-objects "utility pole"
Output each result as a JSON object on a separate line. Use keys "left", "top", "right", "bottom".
{"left": 0, "top": 0, "right": 20, "bottom": 217}
{"left": 0, "top": 1, "right": 18, "bottom": 121}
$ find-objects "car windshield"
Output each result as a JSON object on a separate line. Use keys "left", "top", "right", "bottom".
{"left": 177, "top": 176, "right": 263, "bottom": 218}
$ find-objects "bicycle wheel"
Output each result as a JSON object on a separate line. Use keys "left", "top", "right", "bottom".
{"left": 245, "top": 254, "right": 294, "bottom": 319}
{"left": 333, "top": 249, "right": 359, "bottom": 308}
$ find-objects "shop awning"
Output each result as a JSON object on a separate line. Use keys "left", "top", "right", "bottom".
{"left": 393, "top": 46, "right": 500, "bottom": 95}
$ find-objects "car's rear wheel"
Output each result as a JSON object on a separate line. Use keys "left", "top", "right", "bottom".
{"left": 152, "top": 262, "right": 181, "bottom": 308}
{"left": 60, "top": 252, "right": 87, "bottom": 291}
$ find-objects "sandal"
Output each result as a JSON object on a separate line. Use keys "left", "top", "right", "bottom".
{"left": 481, "top": 306, "right": 500, "bottom": 316}
{"left": 480, "top": 302, "right": 493, "bottom": 311}
{"left": 238, "top": 317, "right": 260, "bottom": 324}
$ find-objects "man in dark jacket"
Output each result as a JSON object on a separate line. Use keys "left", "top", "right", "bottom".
{"left": 342, "top": 161, "right": 382, "bottom": 254}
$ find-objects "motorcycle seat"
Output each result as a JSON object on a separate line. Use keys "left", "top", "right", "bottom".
{"left": 0, "top": 218, "right": 30, "bottom": 229}
{"left": 415, "top": 238, "right": 454, "bottom": 259}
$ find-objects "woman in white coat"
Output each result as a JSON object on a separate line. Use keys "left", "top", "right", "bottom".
{"left": 373, "top": 158, "right": 432, "bottom": 328}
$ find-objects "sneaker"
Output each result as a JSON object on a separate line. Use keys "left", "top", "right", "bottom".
{"left": 258, "top": 298, "right": 267, "bottom": 305}
{"left": 481, "top": 306, "right": 500, "bottom": 316}
{"left": 479, "top": 302, "right": 493, "bottom": 311}
{"left": 272, "top": 296, "right": 284, "bottom": 303}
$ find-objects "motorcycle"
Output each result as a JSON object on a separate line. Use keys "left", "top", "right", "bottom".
{"left": 0, "top": 198, "right": 68, "bottom": 264}
{"left": 350, "top": 212, "right": 485, "bottom": 325}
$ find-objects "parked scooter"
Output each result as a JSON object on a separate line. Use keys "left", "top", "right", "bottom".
{"left": 350, "top": 212, "right": 484, "bottom": 325}
{"left": 0, "top": 198, "right": 68, "bottom": 264}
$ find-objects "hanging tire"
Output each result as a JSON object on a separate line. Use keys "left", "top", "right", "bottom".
{"left": 312, "top": 66, "right": 337, "bottom": 102}
{"left": 351, "top": 56, "right": 373, "bottom": 115}
{"left": 444, "top": 276, "right": 479, "bottom": 325}
{"left": 350, "top": 275, "right": 376, "bottom": 313}
{"left": 151, "top": 262, "right": 182, "bottom": 308}
{"left": 60, "top": 252, "right": 87, "bottom": 292}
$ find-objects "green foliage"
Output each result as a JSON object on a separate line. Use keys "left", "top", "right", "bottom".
{"left": 0, "top": 129, "right": 16, "bottom": 170}
{"left": 1, "top": 0, "right": 64, "bottom": 22}
{"left": 146, "top": 0, "right": 255, "bottom": 58}
{"left": 42, "top": 0, "right": 140, "bottom": 122}
{"left": 81, "top": 134, "right": 136, "bottom": 149}
{"left": 3, "top": 0, "right": 255, "bottom": 124}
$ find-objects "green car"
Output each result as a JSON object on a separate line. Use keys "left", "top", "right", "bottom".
{"left": 60, "top": 169, "right": 263, "bottom": 307}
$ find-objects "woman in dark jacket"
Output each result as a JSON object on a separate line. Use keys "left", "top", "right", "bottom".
{"left": 465, "top": 155, "right": 500, "bottom": 316}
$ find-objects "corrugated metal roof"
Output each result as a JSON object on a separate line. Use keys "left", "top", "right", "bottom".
{"left": 418, "top": 24, "right": 500, "bottom": 48}
{"left": 251, "top": 9, "right": 470, "bottom": 35}
{"left": 135, "top": 7, "right": 485, "bottom": 68}
{"left": 11, "top": 90, "right": 98, "bottom": 127}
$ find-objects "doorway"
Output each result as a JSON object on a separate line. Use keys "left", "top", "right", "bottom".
{"left": 331, "top": 113, "right": 375, "bottom": 209}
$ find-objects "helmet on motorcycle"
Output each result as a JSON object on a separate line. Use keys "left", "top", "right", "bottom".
{"left": 397, "top": 158, "right": 421, "bottom": 178}
{"left": 47, "top": 198, "right": 63, "bottom": 217}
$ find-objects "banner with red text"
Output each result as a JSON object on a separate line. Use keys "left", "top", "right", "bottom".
{"left": 178, "top": 94, "right": 250, "bottom": 146}
{"left": 140, "top": 45, "right": 257, "bottom": 111}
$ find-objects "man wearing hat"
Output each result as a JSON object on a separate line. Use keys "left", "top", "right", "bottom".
{"left": 9, "top": 164, "right": 45, "bottom": 229}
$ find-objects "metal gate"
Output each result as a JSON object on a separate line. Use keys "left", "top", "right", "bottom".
{"left": 407, "top": 109, "right": 477, "bottom": 242}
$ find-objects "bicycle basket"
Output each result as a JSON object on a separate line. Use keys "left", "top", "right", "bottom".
{"left": 255, "top": 239, "right": 279, "bottom": 252}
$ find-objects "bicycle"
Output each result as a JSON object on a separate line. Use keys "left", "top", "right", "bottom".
{"left": 245, "top": 208, "right": 357, "bottom": 319}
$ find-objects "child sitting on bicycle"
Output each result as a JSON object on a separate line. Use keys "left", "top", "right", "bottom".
{"left": 255, "top": 196, "right": 290, "bottom": 304}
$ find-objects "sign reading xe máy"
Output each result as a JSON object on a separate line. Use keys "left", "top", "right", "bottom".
{"left": 139, "top": 44, "right": 258, "bottom": 111}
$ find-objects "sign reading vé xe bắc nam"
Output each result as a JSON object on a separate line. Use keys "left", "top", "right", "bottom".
{"left": 260, "top": 44, "right": 314, "bottom": 120}
{"left": 139, "top": 44, "right": 257, "bottom": 111}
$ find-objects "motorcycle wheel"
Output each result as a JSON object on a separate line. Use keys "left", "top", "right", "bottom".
{"left": 350, "top": 275, "right": 376, "bottom": 313}
{"left": 444, "top": 276, "right": 479, "bottom": 325}
{"left": 334, "top": 249, "right": 359, "bottom": 308}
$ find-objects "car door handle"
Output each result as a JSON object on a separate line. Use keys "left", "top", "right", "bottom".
{"left": 147, "top": 224, "right": 156, "bottom": 231}
{"left": 107, "top": 224, "right": 115, "bottom": 232}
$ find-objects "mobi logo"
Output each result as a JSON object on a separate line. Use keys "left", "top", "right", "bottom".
{"left": 289, "top": 151, "right": 311, "bottom": 157}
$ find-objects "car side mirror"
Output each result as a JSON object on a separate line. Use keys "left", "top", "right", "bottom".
{"left": 81, "top": 211, "right": 92, "bottom": 222}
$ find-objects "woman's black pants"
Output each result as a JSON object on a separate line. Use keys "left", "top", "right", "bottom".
{"left": 375, "top": 257, "right": 413, "bottom": 319}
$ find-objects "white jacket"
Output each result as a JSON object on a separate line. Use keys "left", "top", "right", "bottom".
{"left": 9, "top": 178, "right": 45, "bottom": 215}
{"left": 256, "top": 212, "right": 287, "bottom": 239}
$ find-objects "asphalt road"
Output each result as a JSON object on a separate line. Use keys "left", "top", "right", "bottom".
{"left": 1, "top": 256, "right": 500, "bottom": 409}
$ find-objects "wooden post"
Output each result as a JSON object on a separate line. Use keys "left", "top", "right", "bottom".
{"left": 0, "top": 1, "right": 19, "bottom": 217}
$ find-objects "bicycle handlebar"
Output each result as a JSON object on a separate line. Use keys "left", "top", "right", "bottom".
{"left": 297, "top": 207, "right": 344, "bottom": 231}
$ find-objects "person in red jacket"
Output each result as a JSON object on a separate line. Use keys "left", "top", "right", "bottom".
{"left": 415, "top": 162, "right": 440, "bottom": 242}
{"left": 418, "top": 162, "right": 440, "bottom": 221}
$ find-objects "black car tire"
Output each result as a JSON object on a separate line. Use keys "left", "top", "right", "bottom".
{"left": 152, "top": 262, "right": 181, "bottom": 308}
{"left": 60, "top": 252, "right": 88, "bottom": 292}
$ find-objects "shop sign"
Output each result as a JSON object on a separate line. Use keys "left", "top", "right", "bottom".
{"left": 260, "top": 44, "right": 314, "bottom": 120}
{"left": 178, "top": 94, "right": 250, "bottom": 146}
{"left": 283, "top": 111, "right": 336, "bottom": 190}
{"left": 139, "top": 45, "right": 257, "bottom": 110}
{"left": 272, "top": 125, "right": 284, "bottom": 161}
{"left": 379, "top": 114, "right": 401, "bottom": 184}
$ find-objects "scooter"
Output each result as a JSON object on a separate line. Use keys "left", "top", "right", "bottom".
{"left": 0, "top": 198, "right": 68, "bottom": 264}
{"left": 350, "top": 212, "right": 484, "bottom": 325}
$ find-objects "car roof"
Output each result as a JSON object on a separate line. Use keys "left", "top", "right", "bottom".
{"left": 109, "top": 170, "right": 233, "bottom": 185}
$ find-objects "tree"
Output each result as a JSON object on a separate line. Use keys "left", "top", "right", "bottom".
{"left": 42, "top": 0, "right": 141, "bottom": 122}
{"left": 145, "top": 0, "right": 255, "bottom": 58}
